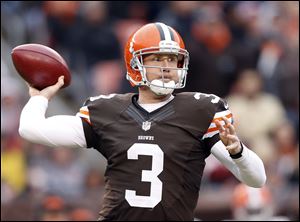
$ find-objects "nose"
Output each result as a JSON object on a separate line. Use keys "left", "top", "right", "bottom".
{"left": 161, "top": 58, "right": 170, "bottom": 72}
{"left": 161, "top": 69, "right": 173, "bottom": 80}
{"left": 162, "top": 57, "right": 169, "bottom": 66}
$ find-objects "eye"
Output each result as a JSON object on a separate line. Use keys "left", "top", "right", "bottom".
{"left": 152, "top": 57, "right": 160, "bottom": 62}
{"left": 168, "top": 56, "right": 178, "bottom": 62}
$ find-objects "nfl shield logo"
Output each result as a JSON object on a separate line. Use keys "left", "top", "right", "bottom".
{"left": 142, "top": 121, "right": 151, "bottom": 131}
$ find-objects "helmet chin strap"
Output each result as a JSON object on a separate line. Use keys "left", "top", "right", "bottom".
{"left": 149, "top": 79, "right": 175, "bottom": 95}
{"left": 140, "top": 66, "right": 176, "bottom": 95}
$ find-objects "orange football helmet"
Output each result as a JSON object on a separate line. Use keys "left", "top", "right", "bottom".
{"left": 124, "top": 22, "right": 189, "bottom": 92}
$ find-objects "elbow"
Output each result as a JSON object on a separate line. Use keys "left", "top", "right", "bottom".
{"left": 245, "top": 152, "right": 267, "bottom": 188}
{"left": 245, "top": 170, "right": 267, "bottom": 188}
{"left": 254, "top": 160, "right": 267, "bottom": 188}
{"left": 18, "top": 123, "right": 36, "bottom": 142}
{"left": 251, "top": 173, "right": 267, "bottom": 188}
{"left": 18, "top": 124, "right": 30, "bottom": 140}
{"left": 259, "top": 171, "right": 267, "bottom": 187}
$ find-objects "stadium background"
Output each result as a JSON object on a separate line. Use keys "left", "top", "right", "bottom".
{"left": 1, "top": 1, "right": 298, "bottom": 220}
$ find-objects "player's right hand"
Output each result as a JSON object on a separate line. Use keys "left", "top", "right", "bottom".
{"left": 29, "top": 76, "right": 64, "bottom": 100}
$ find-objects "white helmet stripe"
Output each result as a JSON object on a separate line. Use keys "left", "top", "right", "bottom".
{"left": 168, "top": 27, "right": 175, "bottom": 41}
{"left": 155, "top": 22, "right": 172, "bottom": 41}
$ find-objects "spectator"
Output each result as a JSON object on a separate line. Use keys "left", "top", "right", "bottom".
{"left": 226, "top": 69, "right": 287, "bottom": 163}
{"left": 232, "top": 183, "right": 290, "bottom": 221}
{"left": 38, "top": 195, "right": 69, "bottom": 221}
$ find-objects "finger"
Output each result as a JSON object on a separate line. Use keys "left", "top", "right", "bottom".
{"left": 225, "top": 134, "right": 239, "bottom": 142}
{"left": 57, "top": 75, "right": 64, "bottom": 87}
{"left": 50, "top": 76, "right": 64, "bottom": 91}
{"left": 223, "top": 134, "right": 238, "bottom": 146}
{"left": 26, "top": 82, "right": 37, "bottom": 91}
{"left": 221, "top": 116, "right": 235, "bottom": 135}
{"left": 215, "top": 119, "right": 225, "bottom": 133}
{"left": 29, "top": 85, "right": 40, "bottom": 96}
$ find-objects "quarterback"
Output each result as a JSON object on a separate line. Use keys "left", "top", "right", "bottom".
{"left": 19, "top": 22, "right": 266, "bottom": 221}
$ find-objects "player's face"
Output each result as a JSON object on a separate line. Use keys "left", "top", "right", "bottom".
{"left": 143, "top": 53, "right": 179, "bottom": 83}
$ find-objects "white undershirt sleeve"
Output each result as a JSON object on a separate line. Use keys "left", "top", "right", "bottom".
{"left": 211, "top": 140, "right": 266, "bottom": 188}
{"left": 19, "top": 95, "right": 87, "bottom": 148}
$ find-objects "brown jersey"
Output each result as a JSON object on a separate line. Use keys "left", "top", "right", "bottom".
{"left": 77, "top": 92, "right": 233, "bottom": 221}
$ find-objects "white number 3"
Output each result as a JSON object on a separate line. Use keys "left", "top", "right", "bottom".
{"left": 125, "top": 143, "right": 164, "bottom": 208}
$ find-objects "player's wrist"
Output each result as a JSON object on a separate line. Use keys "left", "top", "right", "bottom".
{"left": 29, "top": 95, "right": 49, "bottom": 105}
{"left": 229, "top": 142, "right": 244, "bottom": 159}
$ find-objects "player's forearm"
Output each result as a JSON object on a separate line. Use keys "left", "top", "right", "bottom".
{"left": 19, "top": 96, "right": 87, "bottom": 148}
{"left": 211, "top": 141, "right": 266, "bottom": 187}
{"left": 231, "top": 143, "right": 266, "bottom": 187}
{"left": 19, "top": 96, "right": 49, "bottom": 144}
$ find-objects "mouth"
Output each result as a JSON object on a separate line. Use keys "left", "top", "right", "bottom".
{"left": 158, "top": 78, "right": 172, "bottom": 82}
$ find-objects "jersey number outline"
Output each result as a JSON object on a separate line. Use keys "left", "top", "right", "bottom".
{"left": 89, "top": 93, "right": 116, "bottom": 101}
{"left": 125, "top": 143, "right": 164, "bottom": 208}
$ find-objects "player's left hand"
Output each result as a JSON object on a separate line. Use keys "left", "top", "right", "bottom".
{"left": 214, "top": 116, "right": 242, "bottom": 155}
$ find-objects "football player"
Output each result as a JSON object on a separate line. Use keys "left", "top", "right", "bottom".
{"left": 19, "top": 22, "right": 266, "bottom": 221}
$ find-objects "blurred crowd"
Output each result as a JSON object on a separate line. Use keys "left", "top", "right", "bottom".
{"left": 1, "top": 1, "right": 299, "bottom": 221}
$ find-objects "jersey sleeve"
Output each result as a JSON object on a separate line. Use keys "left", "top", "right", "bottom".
{"left": 19, "top": 96, "right": 87, "bottom": 148}
{"left": 75, "top": 93, "right": 131, "bottom": 152}
{"left": 76, "top": 98, "right": 100, "bottom": 149}
{"left": 77, "top": 106, "right": 91, "bottom": 124}
{"left": 201, "top": 96, "right": 233, "bottom": 149}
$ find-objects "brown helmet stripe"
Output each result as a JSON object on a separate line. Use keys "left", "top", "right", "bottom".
{"left": 155, "top": 22, "right": 175, "bottom": 41}
{"left": 168, "top": 27, "right": 175, "bottom": 41}
{"left": 155, "top": 23, "right": 165, "bottom": 40}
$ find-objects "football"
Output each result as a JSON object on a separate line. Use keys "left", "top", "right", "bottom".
{"left": 11, "top": 43, "right": 71, "bottom": 90}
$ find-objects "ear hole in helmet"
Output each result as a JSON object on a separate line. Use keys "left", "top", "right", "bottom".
{"left": 177, "top": 54, "right": 184, "bottom": 68}
{"left": 130, "top": 58, "right": 138, "bottom": 69}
